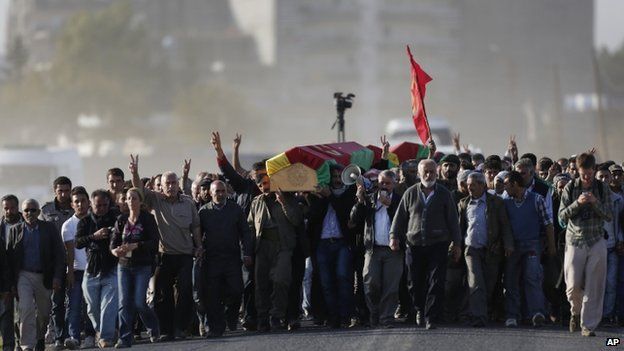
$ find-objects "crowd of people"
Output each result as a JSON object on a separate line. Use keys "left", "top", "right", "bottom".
{"left": 0, "top": 131, "right": 621, "bottom": 350}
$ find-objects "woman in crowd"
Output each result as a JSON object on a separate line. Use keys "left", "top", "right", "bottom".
{"left": 111, "top": 187, "right": 160, "bottom": 347}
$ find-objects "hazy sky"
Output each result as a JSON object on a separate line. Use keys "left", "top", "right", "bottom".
{"left": 0, "top": 0, "right": 622, "bottom": 56}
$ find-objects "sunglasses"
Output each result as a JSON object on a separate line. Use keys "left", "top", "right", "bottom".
{"left": 23, "top": 208, "right": 39, "bottom": 213}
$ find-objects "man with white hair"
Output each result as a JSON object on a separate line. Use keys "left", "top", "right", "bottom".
{"left": 390, "top": 159, "right": 462, "bottom": 330}
{"left": 7, "top": 199, "right": 65, "bottom": 351}
{"left": 129, "top": 155, "right": 202, "bottom": 341}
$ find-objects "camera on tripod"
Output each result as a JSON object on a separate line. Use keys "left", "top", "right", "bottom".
{"left": 334, "top": 92, "right": 355, "bottom": 113}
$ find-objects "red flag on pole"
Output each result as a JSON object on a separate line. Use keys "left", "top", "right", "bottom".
{"left": 406, "top": 45, "right": 433, "bottom": 144}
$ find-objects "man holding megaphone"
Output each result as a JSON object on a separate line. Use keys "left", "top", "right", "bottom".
{"left": 350, "top": 170, "right": 403, "bottom": 328}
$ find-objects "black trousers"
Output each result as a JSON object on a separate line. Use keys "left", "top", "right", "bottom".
{"left": 286, "top": 245, "right": 306, "bottom": 322}
{"left": 51, "top": 273, "right": 66, "bottom": 342}
{"left": 242, "top": 264, "right": 256, "bottom": 324}
{"left": 154, "top": 254, "right": 194, "bottom": 336}
{"left": 200, "top": 259, "right": 243, "bottom": 334}
{"left": 407, "top": 241, "right": 449, "bottom": 323}
{"left": 353, "top": 246, "right": 369, "bottom": 322}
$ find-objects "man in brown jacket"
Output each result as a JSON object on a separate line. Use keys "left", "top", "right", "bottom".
{"left": 248, "top": 172, "right": 303, "bottom": 332}
{"left": 458, "top": 172, "right": 513, "bottom": 327}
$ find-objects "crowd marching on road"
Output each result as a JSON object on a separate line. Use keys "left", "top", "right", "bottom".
{"left": 0, "top": 131, "right": 622, "bottom": 351}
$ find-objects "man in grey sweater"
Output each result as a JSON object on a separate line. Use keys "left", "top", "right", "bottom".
{"left": 390, "top": 159, "right": 462, "bottom": 330}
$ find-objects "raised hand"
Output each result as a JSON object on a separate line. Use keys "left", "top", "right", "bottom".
{"left": 380, "top": 135, "right": 390, "bottom": 159}
{"left": 211, "top": 131, "right": 222, "bottom": 152}
{"left": 233, "top": 133, "right": 242, "bottom": 150}
{"left": 211, "top": 131, "right": 225, "bottom": 158}
{"left": 452, "top": 133, "right": 460, "bottom": 151}
{"left": 183, "top": 158, "right": 191, "bottom": 177}
{"left": 129, "top": 154, "right": 139, "bottom": 175}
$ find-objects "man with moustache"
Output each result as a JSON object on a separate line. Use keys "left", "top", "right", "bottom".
{"left": 129, "top": 155, "right": 202, "bottom": 340}
{"left": 247, "top": 170, "right": 303, "bottom": 332}
{"left": 438, "top": 154, "right": 461, "bottom": 192}
{"left": 351, "top": 170, "right": 403, "bottom": 328}
{"left": 198, "top": 180, "right": 252, "bottom": 337}
{"left": 307, "top": 164, "right": 357, "bottom": 329}
{"left": 40, "top": 176, "right": 74, "bottom": 349}
{"left": 458, "top": 172, "right": 513, "bottom": 327}
{"left": 390, "top": 159, "right": 462, "bottom": 330}
{"left": 7, "top": 199, "right": 65, "bottom": 351}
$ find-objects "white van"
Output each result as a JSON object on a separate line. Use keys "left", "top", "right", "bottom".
{"left": 385, "top": 117, "right": 455, "bottom": 154}
{"left": 0, "top": 146, "right": 84, "bottom": 203}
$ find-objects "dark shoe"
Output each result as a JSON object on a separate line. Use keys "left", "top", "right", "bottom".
{"left": 370, "top": 314, "right": 380, "bottom": 328}
{"left": 471, "top": 318, "right": 486, "bottom": 328}
{"left": 532, "top": 313, "right": 545, "bottom": 328}
{"left": 348, "top": 318, "right": 361, "bottom": 328}
{"left": 270, "top": 317, "right": 286, "bottom": 331}
{"left": 403, "top": 312, "right": 415, "bottom": 325}
{"left": 425, "top": 320, "right": 437, "bottom": 330}
{"left": 158, "top": 335, "right": 174, "bottom": 342}
{"left": 569, "top": 315, "right": 580, "bottom": 333}
{"left": 382, "top": 322, "right": 395, "bottom": 329}
{"left": 329, "top": 318, "right": 342, "bottom": 329}
{"left": 35, "top": 339, "right": 45, "bottom": 351}
{"left": 257, "top": 320, "right": 270, "bottom": 333}
{"left": 205, "top": 331, "right": 223, "bottom": 338}
{"left": 227, "top": 318, "right": 238, "bottom": 332}
{"left": 394, "top": 306, "right": 408, "bottom": 319}
{"left": 114, "top": 341, "right": 131, "bottom": 349}
{"left": 241, "top": 319, "right": 257, "bottom": 331}
{"left": 581, "top": 327, "right": 596, "bottom": 337}
{"left": 288, "top": 320, "right": 301, "bottom": 331}
{"left": 173, "top": 330, "right": 187, "bottom": 340}
{"left": 54, "top": 340, "right": 64, "bottom": 351}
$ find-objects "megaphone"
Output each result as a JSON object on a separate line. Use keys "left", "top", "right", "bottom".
{"left": 341, "top": 164, "right": 361, "bottom": 185}
{"left": 341, "top": 164, "right": 373, "bottom": 190}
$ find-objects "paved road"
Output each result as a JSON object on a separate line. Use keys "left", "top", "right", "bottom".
{"left": 128, "top": 323, "right": 622, "bottom": 351}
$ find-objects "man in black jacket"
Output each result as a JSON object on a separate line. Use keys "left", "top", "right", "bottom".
{"left": 0, "top": 194, "right": 20, "bottom": 351}
{"left": 198, "top": 180, "right": 253, "bottom": 337}
{"left": 390, "top": 159, "right": 462, "bottom": 330}
{"left": 351, "top": 170, "right": 403, "bottom": 328}
{"left": 307, "top": 164, "right": 357, "bottom": 328}
{"left": 75, "top": 190, "right": 119, "bottom": 348}
{"left": 211, "top": 131, "right": 262, "bottom": 330}
{"left": 7, "top": 199, "right": 65, "bottom": 351}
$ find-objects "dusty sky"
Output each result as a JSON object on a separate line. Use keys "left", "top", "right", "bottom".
{"left": 0, "top": 0, "right": 622, "bottom": 55}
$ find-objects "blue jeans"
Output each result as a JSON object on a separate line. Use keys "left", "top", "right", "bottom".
{"left": 316, "top": 239, "right": 354, "bottom": 321}
{"left": 82, "top": 268, "right": 118, "bottom": 342}
{"left": 66, "top": 270, "right": 95, "bottom": 340}
{"left": 504, "top": 240, "right": 545, "bottom": 319}
{"left": 118, "top": 265, "right": 159, "bottom": 345}
{"left": 603, "top": 248, "right": 618, "bottom": 318}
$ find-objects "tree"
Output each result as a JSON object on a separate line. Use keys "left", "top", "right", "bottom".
{"left": 0, "top": 1, "right": 170, "bottom": 140}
